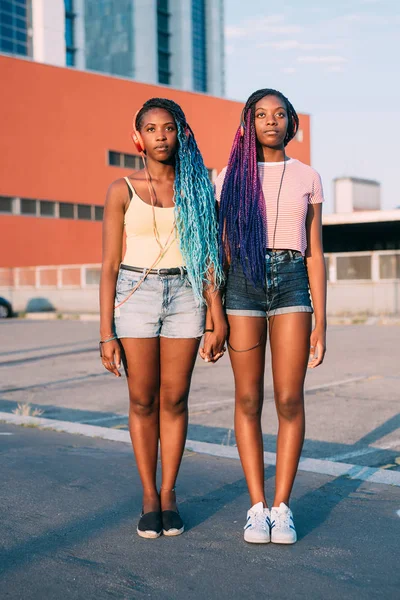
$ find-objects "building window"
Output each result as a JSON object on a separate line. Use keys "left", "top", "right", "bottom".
{"left": 77, "top": 204, "right": 91, "bottom": 220}
{"left": 84, "top": 0, "right": 134, "bottom": 78}
{"left": 94, "top": 206, "right": 104, "bottom": 221}
{"left": 379, "top": 254, "right": 400, "bottom": 279}
{"left": 109, "top": 150, "right": 122, "bottom": 166}
{"left": 108, "top": 150, "right": 141, "bottom": 169}
{"left": 0, "top": 196, "right": 13, "bottom": 213}
{"left": 336, "top": 255, "right": 372, "bottom": 280}
{"left": 192, "top": 0, "right": 207, "bottom": 92}
{"left": 157, "top": 0, "right": 170, "bottom": 85}
{"left": 40, "top": 200, "right": 55, "bottom": 217}
{"left": 59, "top": 202, "right": 75, "bottom": 219}
{"left": 0, "top": 0, "right": 31, "bottom": 57}
{"left": 20, "top": 198, "right": 37, "bottom": 215}
{"left": 64, "top": 0, "right": 76, "bottom": 66}
{"left": 295, "top": 129, "right": 304, "bottom": 143}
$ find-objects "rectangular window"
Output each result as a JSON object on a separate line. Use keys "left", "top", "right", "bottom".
{"left": 64, "top": 0, "right": 75, "bottom": 67}
{"left": 108, "top": 150, "right": 122, "bottom": 166}
{"left": 124, "top": 154, "right": 136, "bottom": 169}
{"left": 379, "top": 254, "right": 400, "bottom": 279}
{"left": 0, "top": 0, "right": 29, "bottom": 57}
{"left": 94, "top": 206, "right": 104, "bottom": 221}
{"left": 85, "top": 268, "right": 101, "bottom": 285}
{"left": 0, "top": 196, "right": 12, "bottom": 213}
{"left": 77, "top": 204, "right": 91, "bottom": 220}
{"left": 39, "top": 200, "right": 55, "bottom": 217}
{"left": 336, "top": 255, "right": 371, "bottom": 280}
{"left": 157, "top": 0, "right": 170, "bottom": 85}
{"left": 192, "top": 0, "right": 207, "bottom": 92}
{"left": 59, "top": 202, "right": 75, "bottom": 219}
{"left": 20, "top": 198, "right": 37, "bottom": 215}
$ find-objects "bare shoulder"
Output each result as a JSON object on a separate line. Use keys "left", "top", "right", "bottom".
{"left": 106, "top": 177, "right": 130, "bottom": 206}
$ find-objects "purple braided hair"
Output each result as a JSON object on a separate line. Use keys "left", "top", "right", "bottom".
{"left": 219, "top": 88, "right": 299, "bottom": 287}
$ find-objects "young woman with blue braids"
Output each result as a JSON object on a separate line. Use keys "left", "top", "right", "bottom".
{"left": 215, "top": 89, "right": 327, "bottom": 544}
{"left": 99, "top": 98, "right": 226, "bottom": 539}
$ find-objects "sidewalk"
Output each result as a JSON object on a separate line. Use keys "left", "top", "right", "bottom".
{"left": 1, "top": 423, "right": 398, "bottom": 600}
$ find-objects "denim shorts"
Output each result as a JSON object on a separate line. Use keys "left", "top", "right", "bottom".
{"left": 225, "top": 250, "right": 313, "bottom": 318}
{"left": 114, "top": 266, "right": 206, "bottom": 339}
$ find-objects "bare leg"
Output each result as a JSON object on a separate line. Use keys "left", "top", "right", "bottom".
{"left": 120, "top": 338, "right": 160, "bottom": 514}
{"left": 227, "top": 315, "right": 268, "bottom": 507}
{"left": 268, "top": 313, "right": 311, "bottom": 506}
{"left": 159, "top": 337, "right": 200, "bottom": 511}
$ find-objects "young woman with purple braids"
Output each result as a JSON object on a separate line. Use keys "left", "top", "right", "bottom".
{"left": 215, "top": 88, "right": 326, "bottom": 544}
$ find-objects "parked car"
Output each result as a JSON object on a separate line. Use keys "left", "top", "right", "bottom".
{"left": 0, "top": 297, "right": 13, "bottom": 318}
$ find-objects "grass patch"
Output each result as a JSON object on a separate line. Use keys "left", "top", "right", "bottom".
{"left": 12, "top": 403, "right": 44, "bottom": 417}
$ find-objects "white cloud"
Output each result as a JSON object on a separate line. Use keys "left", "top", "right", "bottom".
{"left": 327, "top": 65, "right": 345, "bottom": 73}
{"left": 282, "top": 67, "right": 297, "bottom": 74}
{"left": 225, "top": 15, "right": 303, "bottom": 39}
{"left": 335, "top": 13, "right": 400, "bottom": 25}
{"left": 257, "top": 40, "right": 338, "bottom": 50}
{"left": 297, "top": 55, "right": 348, "bottom": 64}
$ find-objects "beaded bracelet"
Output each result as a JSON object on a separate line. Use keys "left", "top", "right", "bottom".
{"left": 204, "top": 329, "right": 214, "bottom": 333}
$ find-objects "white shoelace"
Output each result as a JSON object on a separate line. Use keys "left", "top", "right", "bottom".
{"left": 272, "top": 509, "right": 291, "bottom": 530}
{"left": 250, "top": 511, "right": 269, "bottom": 531}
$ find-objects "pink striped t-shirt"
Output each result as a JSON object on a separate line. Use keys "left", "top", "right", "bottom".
{"left": 214, "top": 159, "right": 324, "bottom": 256}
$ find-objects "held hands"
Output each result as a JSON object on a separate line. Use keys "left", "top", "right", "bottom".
{"left": 199, "top": 324, "right": 228, "bottom": 364}
{"left": 308, "top": 325, "right": 326, "bottom": 368}
{"left": 100, "top": 338, "right": 122, "bottom": 377}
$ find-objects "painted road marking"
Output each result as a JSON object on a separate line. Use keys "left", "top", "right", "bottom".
{"left": 325, "top": 447, "right": 377, "bottom": 462}
{"left": 1, "top": 411, "right": 399, "bottom": 487}
{"left": 0, "top": 432, "right": 14, "bottom": 435}
{"left": 84, "top": 414, "right": 128, "bottom": 424}
{"left": 190, "top": 376, "right": 369, "bottom": 411}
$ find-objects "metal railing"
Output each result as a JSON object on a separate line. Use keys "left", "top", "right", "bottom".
{"left": 1, "top": 250, "right": 400, "bottom": 290}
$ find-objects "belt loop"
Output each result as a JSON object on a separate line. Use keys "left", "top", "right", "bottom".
{"left": 142, "top": 267, "right": 146, "bottom": 277}
{"left": 179, "top": 266, "right": 184, "bottom": 279}
{"left": 288, "top": 250, "right": 293, "bottom": 260}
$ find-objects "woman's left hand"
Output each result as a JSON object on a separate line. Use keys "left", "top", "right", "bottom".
{"left": 308, "top": 325, "right": 326, "bottom": 368}
{"left": 199, "top": 326, "right": 227, "bottom": 364}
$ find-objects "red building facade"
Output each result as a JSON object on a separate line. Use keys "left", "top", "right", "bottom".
{"left": 0, "top": 56, "right": 311, "bottom": 268}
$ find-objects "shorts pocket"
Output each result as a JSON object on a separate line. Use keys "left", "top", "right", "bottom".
{"left": 116, "top": 272, "right": 143, "bottom": 298}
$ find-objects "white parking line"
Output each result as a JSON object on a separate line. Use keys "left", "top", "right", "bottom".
{"left": 324, "top": 447, "right": 377, "bottom": 462}
{"left": 0, "top": 432, "right": 14, "bottom": 435}
{"left": 190, "top": 376, "right": 368, "bottom": 411}
{"left": 84, "top": 414, "right": 128, "bottom": 424}
{"left": 1, "top": 411, "right": 399, "bottom": 487}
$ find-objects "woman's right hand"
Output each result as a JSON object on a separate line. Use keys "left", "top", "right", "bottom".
{"left": 100, "top": 339, "right": 122, "bottom": 377}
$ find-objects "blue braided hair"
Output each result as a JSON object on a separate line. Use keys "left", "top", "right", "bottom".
{"left": 136, "top": 98, "right": 223, "bottom": 302}
{"left": 219, "top": 88, "right": 299, "bottom": 287}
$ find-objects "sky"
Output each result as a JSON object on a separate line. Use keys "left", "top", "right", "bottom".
{"left": 223, "top": 0, "right": 400, "bottom": 213}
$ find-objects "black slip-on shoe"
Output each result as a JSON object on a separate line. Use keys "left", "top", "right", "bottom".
{"left": 137, "top": 511, "right": 162, "bottom": 539}
{"left": 162, "top": 510, "right": 184, "bottom": 536}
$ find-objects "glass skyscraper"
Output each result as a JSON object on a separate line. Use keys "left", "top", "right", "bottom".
{"left": 1, "top": 0, "right": 224, "bottom": 97}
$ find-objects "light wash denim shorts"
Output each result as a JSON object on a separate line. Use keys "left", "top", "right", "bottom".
{"left": 114, "top": 265, "right": 206, "bottom": 339}
{"left": 225, "top": 250, "right": 313, "bottom": 318}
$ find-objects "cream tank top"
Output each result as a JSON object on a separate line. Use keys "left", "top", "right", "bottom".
{"left": 122, "top": 177, "right": 185, "bottom": 268}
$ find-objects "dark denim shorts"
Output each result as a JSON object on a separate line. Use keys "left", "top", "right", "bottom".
{"left": 225, "top": 250, "right": 313, "bottom": 318}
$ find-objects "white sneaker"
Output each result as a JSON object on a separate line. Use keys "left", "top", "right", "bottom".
{"left": 243, "top": 501, "right": 271, "bottom": 543}
{"left": 270, "top": 502, "right": 297, "bottom": 544}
